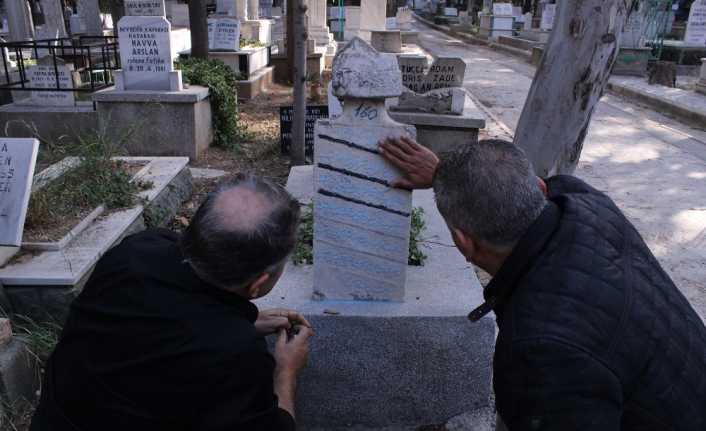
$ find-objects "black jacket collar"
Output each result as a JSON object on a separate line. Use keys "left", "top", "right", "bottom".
{"left": 468, "top": 201, "right": 561, "bottom": 322}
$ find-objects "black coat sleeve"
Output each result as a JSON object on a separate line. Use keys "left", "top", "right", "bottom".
{"left": 193, "top": 350, "right": 296, "bottom": 431}
{"left": 495, "top": 339, "right": 623, "bottom": 431}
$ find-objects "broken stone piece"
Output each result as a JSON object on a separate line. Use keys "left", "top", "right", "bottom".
{"left": 391, "top": 87, "right": 468, "bottom": 115}
{"left": 331, "top": 37, "right": 402, "bottom": 99}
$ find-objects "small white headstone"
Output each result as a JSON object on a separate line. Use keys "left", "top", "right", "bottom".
{"left": 540, "top": 3, "right": 556, "bottom": 30}
{"left": 444, "top": 7, "right": 458, "bottom": 16}
{"left": 386, "top": 17, "right": 398, "bottom": 30}
{"left": 117, "top": 16, "right": 173, "bottom": 90}
{"left": 685, "top": 0, "right": 706, "bottom": 46}
{"left": 208, "top": 17, "right": 241, "bottom": 51}
{"left": 26, "top": 57, "right": 76, "bottom": 106}
{"left": 0, "top": 138, "right": 39, "bottom": 247}
{"left": 125, "top": 0, "right": 166, "bottom": 16}
{"left": 493, "top": 3, "right": 513, "bottom": 16}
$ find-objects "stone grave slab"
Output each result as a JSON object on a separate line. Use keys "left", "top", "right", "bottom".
{"left": 117, "top": 16, "right": 174, "bottom": 90}
{"left": 315, "top": 37, "right": 413, "bottom": 301}
{"left": 398, "top": 55, "right": 466, "bottom": 93}
{"left": 0, "top": 138, "right": 39, "bottom": 247}
{"left": 21, "top": 57, "right": 76, "bottom": 107}
{"left": 208, "top": 17, "right": 240, "bottom": 51}
{"left": 125, "top": 0, "right": 166, "bottom": 16}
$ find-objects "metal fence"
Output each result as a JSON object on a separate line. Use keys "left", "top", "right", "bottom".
{"left": 0, "top": 36, "right": 120, "bottom": 99}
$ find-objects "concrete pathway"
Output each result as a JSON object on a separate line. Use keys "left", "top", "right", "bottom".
{"left": 412, "top": 20, "right": 706, "bottom": 321}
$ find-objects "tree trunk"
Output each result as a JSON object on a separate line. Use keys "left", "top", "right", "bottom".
{"left": 291, "top": 0, "right": 308, "bottom": 166}
{"left": 110, "top": 0, "right": 124, "bottom": 36}
{"left": 189, "top": 0, "right": 209, "bottom": 59}
{"left": 286, "top": 0, "right": 295, "bottom": 83}
{"left": 513, "top": 0, "right": 636, "bottom": 177}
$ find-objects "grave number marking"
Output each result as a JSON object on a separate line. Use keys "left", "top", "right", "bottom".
{"left": 355, "top": 103, "right": 379, "bottom": 121}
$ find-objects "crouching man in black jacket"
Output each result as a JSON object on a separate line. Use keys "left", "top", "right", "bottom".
{"left": 380, "top": 137, "right": 706, "bottom": 431}
{"left": 31, "top": 175, "right": 312, "bottom": 431}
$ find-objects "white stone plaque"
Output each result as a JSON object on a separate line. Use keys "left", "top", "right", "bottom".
{"left": 493, "top": 3, "right": 513, "bottom": 16}
{"left": 685, "top": 0, "right": 706, "bottom": 46}
{"left": 208, "top": 17, "right": 241, "bottom": 51}
{"left": 27, "top": 58, "right": 76, "bottom": 106}
{"left": 444, "top": 7, "right": 458, "bottom": 16}
{"left": 117, "top": 16, "right": 173, "bottom": 90}
{"left": 125, "top": 0, "right": 166, "bottom": 16}
{"left": 0, "top": 138, "right": 39, "bottom": 247}
{"left": 541, "top": 3, "right": 555, "bottom": 30}
{"left": 398, "top": 56, "right": 466, "bottom": 93}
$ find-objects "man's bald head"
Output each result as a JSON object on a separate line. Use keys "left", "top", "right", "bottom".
{"left": 181, "top": 175, "right": 301, "bottom": 291}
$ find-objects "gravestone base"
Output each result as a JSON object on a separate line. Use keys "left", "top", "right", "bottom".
{"left": 271, "top": 52, "right": 325, "bottom": 84}
{"left": 92, "top": 86, "right": 212, "bottom": 159}
{"left": 0, "top": 158, "right": 192, "bottom": 323}
{"left": 0, "top": 103, "right": 97, "bottom": 148}
{"left": 207, "top": 46, "right": 270, "bottom": 79}
{"left": 114, "top": 70, "right": 183, "bottom": 92}
{"left": 401, "top": 30, "right": 420, "bottom": 45}
{"left": 255, "top": 165, "right": 495, "bottom": 429}
{"left": 613, "top": 47, "right": 651, "bottom": 77}
{"left": 235, "top": 65, "right": 274, "bottom": 100}
{"left": 388, "top": 96, "right": 486, "bottom": 155}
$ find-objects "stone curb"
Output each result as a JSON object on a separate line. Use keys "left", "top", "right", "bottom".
{"left": 606, "top": 81, "right": 706, "bottom": 131}
{"left": 414, "top": 13, "right": 706, "bottom": 131}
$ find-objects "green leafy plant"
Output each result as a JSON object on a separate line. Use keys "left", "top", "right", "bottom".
{"left": 178, "top": 57, "right": 245, "bottom": 150}
{"left": 408, "top": 207, "right": 428, "bottom": 266}
{"left": 292, "top": 202, "right": 314, "bottom": 265}
{"left": 240, "top": 37, "right": 266, "bottom": 48}
{"left": 291, "top": 205, "right": 428, "bottom": 266}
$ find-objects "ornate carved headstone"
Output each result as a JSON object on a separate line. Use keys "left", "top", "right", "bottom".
{"left": 208, "top": 17, "right": 241, "bottom": 51}
{"left": 398, "top": 56, "right": 466, "bottom": 93}
{"left": 313, "top": 38, "right": 415, "bottom": 301}
{"left": 0, "top": 138, "right": 39, "bottom": 248}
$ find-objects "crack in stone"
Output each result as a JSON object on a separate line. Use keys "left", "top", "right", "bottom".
{"left": 317, "top": 163, "right": 390, "bottom": 187}
{"left": 317, "top": 189, "right": 411, "bottom": 217}
{"left": 317, "top": 134, "right": 380, "bottom": 155}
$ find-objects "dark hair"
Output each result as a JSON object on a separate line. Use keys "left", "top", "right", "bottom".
{"left": 181, "top": 175, "right": 301, "bottom": 290}
{"left": 433, "top": 139, "right": 546, "bottom": 249}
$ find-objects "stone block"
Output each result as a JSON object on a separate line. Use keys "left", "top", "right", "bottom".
{"left": 393, "top": 87, "right": 467, "bottom": 115}
{"left": 371, "top": 30, "right": 402, "bottom": 53}
{"left": 331, "top": 37, "right": 402, "bottom": 99}
{"left": 0, "top": 339, "right": 39, "bottom": 407}
{"left": 208, "top": 46, "right": 269, "bottom": 79}
{"left": 93, "top": 86, "right": 212, "bottom": 159}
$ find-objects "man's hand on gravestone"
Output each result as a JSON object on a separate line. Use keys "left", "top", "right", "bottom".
{"left": 379, "top": 136, "right": 439, "bottom": 190}
{"left": 255, "top": 308, "right": 311, "bottom": 336}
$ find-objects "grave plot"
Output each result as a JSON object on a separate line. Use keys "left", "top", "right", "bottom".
{"left": 255, "top": 38, "right": 495, "bottom": 429}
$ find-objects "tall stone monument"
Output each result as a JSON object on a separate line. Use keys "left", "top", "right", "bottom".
{"left": 36, "top": 0, "right": 68, "bottom": 38}
{"left": 115, "top": 0, "right": 182, "bottom": 91}
{"left": 313, "top": 38, "right": 414, "bottom": 301}
{"left": 77, "top": 0, "right": 103, "bottom": 35}
{"left": 6, "top": 0, "right": 35, "bottom": 41}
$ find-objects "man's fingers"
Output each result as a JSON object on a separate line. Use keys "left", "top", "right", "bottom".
{"left": 396, "top": 136, "right": 418, "bottom": 155}
{"left": 276, "top": 329, "right": 287, "bottom": 347}
{"left": 287, "top": 311, "right": 311, "bottom": 328}
{"left": 294, "top": 325, "right": 314, "bottom": 341}
{"left": 391, "top": 179, "right": 414, "bottom": 191}
{"left": 381, "top": 143, "right": 413, "bottom": 166}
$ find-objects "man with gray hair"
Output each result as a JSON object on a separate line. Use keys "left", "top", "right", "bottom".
{"left": 32, "top": 174, "right": 312, "bottom": 431}
{"left": 380, "top": 137, "right": 706, "bottom": 430}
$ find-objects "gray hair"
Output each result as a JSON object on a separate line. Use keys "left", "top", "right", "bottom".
{"left": 181, "top": 174, "right": 301, "bottom": 291}
{"left": 432, "top": 139, "right": 546, "bottom": 249}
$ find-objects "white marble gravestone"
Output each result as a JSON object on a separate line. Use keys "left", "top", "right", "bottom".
{"left": 540, "top": 3, "right": 556, "bottom": 31}
{"left": 492, "top": 2, "right": 513, "bottom": 16}
{"left": 116, "top": 16, "right": 178, "bottom": 90}
{"left": 125, "top": 0, "right": 167, "bottom": 16}
{"left": 398, "top": 56, "right": 466, "bottom": 93}
{"left": 22, "top": 56, "right": 76, "bottom": 106}
{"left": 685, "top": 0, "right": 706, "bottom": 46}
{"left": 208, "top": 17, "right": 240, "bottom": 51}
{"left": 314, "top": 38, "right": 414, "bottom": 301}
{"left": 0, "top": 138, "right": 39, "bottom": 248}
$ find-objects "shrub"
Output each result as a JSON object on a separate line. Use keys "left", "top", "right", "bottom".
{"left": 179, "top": 57, "right": 244, "bottom": 150}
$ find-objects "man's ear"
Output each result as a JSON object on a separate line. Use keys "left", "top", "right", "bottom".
{"left": 537, "top": 177, "right": 548, "bottom": 197}
{"left": 246, "top": 273, "right": 271, "bottom": 299}
{"left": 451, "top": 228, "right": 476, "bottom": 263}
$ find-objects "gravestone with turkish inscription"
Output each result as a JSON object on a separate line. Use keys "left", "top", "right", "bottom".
{"left": 125, "top": 0, "right": 166, "bottom": 16}
{"left": 279, "top": 105, "right": 329, "bottom": 161}
{"left": 208, "top": 17, "right": 240, "bottom": 51}
{"left": 685, "top": 0, "right": 706, "bottom": 46}
{"left": 314, "top": 37, "right": 414, "bottom": 301}
{"left": 22, "top": 56, "right": 76, "bottom": 106}
{"left": 398, "top": 56, "right": 466, "bottom": 93}
{"left": 0, "top": 138, "right": 39, "bottom": 248}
